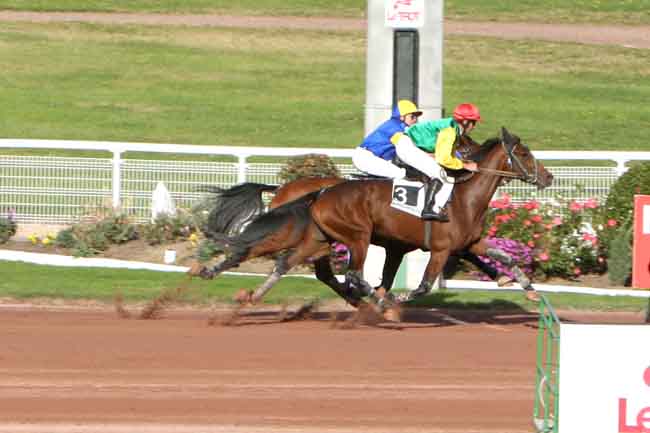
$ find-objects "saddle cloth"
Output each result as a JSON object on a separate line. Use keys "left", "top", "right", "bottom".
{"left": 390, "top": 178, "right": 425, "bottom": 217}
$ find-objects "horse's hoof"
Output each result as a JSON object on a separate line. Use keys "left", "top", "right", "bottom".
{"left": 525, "top": 290, "right": 540, "bottom": 302}
{"left": 187, "top": 262, "right": 205, "bottom": 277}
{"left": 233, "top": 288, "right": 253, "bottom": 304}
{"left": 496, "top": 275, "right": 514, "bottom": 287}
{"left": 382, "top": 306, "right": 402, "bottom": 323}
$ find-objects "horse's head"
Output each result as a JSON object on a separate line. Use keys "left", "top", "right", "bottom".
{"left": 499, "top": 127, "right": 553, "bottom": 189}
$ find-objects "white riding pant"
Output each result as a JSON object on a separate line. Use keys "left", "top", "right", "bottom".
{"left": 394, "top": 135, "right": 454, "bottom": 211}
{"left": 352, "top": 147, "right": 406, "bottom": 179}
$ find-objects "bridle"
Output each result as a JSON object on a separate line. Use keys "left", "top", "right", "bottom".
{"left": 475, "top": 140, "right": 539, "bottom": 185}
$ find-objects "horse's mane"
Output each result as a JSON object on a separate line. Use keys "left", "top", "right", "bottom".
{"left": 465, "top": 134, "right": 522, "bottom": 162}
{"left": 465, "top": 137, "right": 501, "bottom": 162}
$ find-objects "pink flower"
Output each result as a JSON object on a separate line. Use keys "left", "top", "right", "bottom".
{"left": 569, "top": 201, "right": 583, "bottom": 213}
{"left": 584, "top": 198, "right": 599, "bottom": 209}
{"left": 545, "top": 223, "right": 553, "bottom": 231}
{"left": 531, "top": 215, "right": 542, "bottom": 223}
{"left": 524, "top": 220, "right": 532, "bottom": 227}
{"left": 552, "top": 216, "right": 563, "bottom": 226}
{"left": 524, "top": 200, "right": 540, "bottom": 210}
{"left": 598, "top": 256, "right": 605, "bottom": 264}
{"left": 574, "top": 267, "right": 582, "bottom": 276}
{"left": 533, "top": 233, "right": 541, "bottom": 239}
{"left": 582, "top": 233, "right": 598, "bottom": 247}
{"left": 527, "top": 241, "right": 535, "bottom": 248}
{"left": 490, "top": 193, "right": 512, "bottom": 210}
{"left": 607, "top": 219, "right": 618, "bottom": 227}
{"left": 538, "top": 252, "right": 549, "bottom": 262}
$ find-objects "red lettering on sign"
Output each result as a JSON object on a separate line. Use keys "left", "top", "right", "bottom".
{"left": 619, "top": 398, "right": 650, "bottom": 433}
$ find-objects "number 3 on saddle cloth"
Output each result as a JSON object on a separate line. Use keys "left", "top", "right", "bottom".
{"left": 390, "top": 179, "right": 426, "bottom": 217}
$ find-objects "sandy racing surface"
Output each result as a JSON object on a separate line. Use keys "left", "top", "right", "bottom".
{"left": 1, "top": 302, "right": 645, "bottom": 433}
{"left": 0, "top": 302, "right": 546, "bottom": 433}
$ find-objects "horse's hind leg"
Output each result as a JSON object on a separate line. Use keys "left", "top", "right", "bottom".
{"left": 469, "top": 238, "right": 539, "bottom": 301}
{"left": 314, "top": 257, "right": 364, "bottom": 308}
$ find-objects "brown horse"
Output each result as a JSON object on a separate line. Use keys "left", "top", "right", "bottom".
{"left": 191, "top": 127, "right": 552, "bottom": 307}
{"left": 199, "top": 140, "right": 506, "bottom": 302}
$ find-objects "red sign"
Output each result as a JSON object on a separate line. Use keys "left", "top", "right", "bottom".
{"left": 633, "top": 195, "right": 650, "bottom": 288}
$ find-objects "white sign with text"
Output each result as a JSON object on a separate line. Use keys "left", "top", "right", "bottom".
{"left": 385, "top": 0, "right": 424, "bottom": 28}
{"left": 559, "top": 324, "right": 650, "bottom": 433}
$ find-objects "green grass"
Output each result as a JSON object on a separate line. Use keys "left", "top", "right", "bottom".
{"left": 408, "top": 290, "right": 650, "bottom": 313}
{"left": 446, "top": 0, "right": 650, "bottom": 25}
{"left": 0, "top": 260, "right": 332, "bottom": 303}
{"left": 2, "top": 261, "right": 648, "bottom": 312}
{"left": 1, "top": 23, "right": 649, "bottom": 154}
{"left": 0, "top": 0, "right": 648, "bottom": 24}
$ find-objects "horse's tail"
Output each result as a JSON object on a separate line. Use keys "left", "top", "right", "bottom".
{"left": 217, "top": 189, "right": 321, "bottom": 259}
{"left": 197, "top": 183, "right": 278, "bottom": 238}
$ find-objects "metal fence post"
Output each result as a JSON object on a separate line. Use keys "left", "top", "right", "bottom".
{"left": 112, "top": 149, "right": 123, "bottom": 209}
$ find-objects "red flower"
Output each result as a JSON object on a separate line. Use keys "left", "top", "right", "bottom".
{"left": 607, "top": 219, "right": 618, "bottom": 227}
{"left": 524, "top": 220, "right": 532, "bottom": 227}
{"left": 538, "top": 252, "right": 549, "bottom": 262}
{"left": 531, "top": 215, "right": 542, "bottom": 223}
{"left": 527, "top": 241, "right": 535, "bottom": 248}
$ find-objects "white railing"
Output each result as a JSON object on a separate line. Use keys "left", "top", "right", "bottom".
{"left": 2, "top": 138, "right": 650, "bottom": 224}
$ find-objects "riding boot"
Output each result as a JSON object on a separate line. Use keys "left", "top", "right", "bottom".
{"left": 421, "top": 179, "right": 449, "bottom": 221}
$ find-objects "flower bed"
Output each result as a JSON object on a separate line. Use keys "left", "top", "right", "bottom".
{"left": 478, "top": 193, "right": 619, "bottom": 282}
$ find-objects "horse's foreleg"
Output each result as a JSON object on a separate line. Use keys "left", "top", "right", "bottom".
{"left": 405, "top": 250, "right": 449, "bottom": 301}
{"left": 468, "top": 239, "right": 539, "bottom": 301}
{"left": 377, "top": 247, "right": 408, "bottom": 295}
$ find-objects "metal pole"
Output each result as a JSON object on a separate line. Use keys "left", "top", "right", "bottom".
{"left": 237, "top": 155, "right": 248, "bottom": 184}
{"left": 419, "top": 0, "right": 444, "bottom": 121}
{"left": 112, "top": 149, "right": 122, "bottom": 209}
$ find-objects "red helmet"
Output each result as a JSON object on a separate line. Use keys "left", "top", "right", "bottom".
{"left": 453, "top": 103, "right": 481, "bottom": 122}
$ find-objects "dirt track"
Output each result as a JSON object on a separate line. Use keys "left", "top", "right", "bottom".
{"left": 1, "top": 11, "right": 649, "bottom": 49}
{"left": 0, "top": 303, "right": 544, "bottom": 433}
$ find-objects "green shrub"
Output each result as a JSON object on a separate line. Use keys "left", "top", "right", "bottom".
{"left": 196, "top": 239, "right": 223, "bottom": 263}
{"left": 278, "top": 154, "right": 340, "bottom": 183}
{"left": 54, "top": 211, "right": 138, "bottom": 257}
{"left": 139, "top": 211, "right": 199, "bottom": 245}
{"left": 0, "top": 214, "right": 17, "bottom": 244}
{"left": 604, "top": 162, "right": 650, "bottom": 224}
{"left": 54, "top": 228, "right": 77, "bottom": 248}
{"left": 607, "top": 216, "right": 633, "bottom": 286}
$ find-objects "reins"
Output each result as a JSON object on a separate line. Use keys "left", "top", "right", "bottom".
{"left": 475, "top": 167, "right": 524, "bottom": 178}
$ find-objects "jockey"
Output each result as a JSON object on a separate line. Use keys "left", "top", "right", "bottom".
{"left": 352, "top": 100, "right": 422, "bottom": 178}
{"left": 394, "top": 103, "right": 481, "bottom": 221}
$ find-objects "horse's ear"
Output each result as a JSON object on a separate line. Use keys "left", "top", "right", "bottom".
{"left": 501, "top": 126, "right": 515, "bottom": 147}
{"left": 501, "top": 127, "right": 514, "bottom": 146}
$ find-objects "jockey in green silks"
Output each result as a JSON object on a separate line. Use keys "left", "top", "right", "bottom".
{"left": 393, "top": 103, "right": 481, "bottom": 221}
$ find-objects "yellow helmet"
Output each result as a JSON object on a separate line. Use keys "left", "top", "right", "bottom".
{"left": 397, "top": 100, "right": 423, "bottom": 117}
